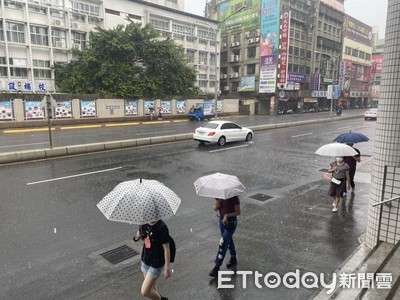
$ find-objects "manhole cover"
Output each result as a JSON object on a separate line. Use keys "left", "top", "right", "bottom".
{"left": 100, "top": 245, "right": 139, "bottom": 265}
{"left": 249, "top": 193, "right": 273, "bottom": 202}
{"left": 319, "top": 168, "right": 328, "bottom": 172}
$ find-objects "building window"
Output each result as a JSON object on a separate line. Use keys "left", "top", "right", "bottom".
{"left": 50, "top": 9, "right": 65, "bottom": 18}
{"left": 10, "top": 67, "right": 28, "bottom": 77}
{"left": 33, "top": 60, "right": 51, "bottom": 68}
{"left": 34, "top": 69, "right": 52, "bottom": 78}
{"left": 199, "top": 73, "right": 208, "bottom": 88}
{"left": 199, "top": 52, "right": 208, "bottom": 65}
{"left": 28, "top": 4, "right": 47, "bottom": 14}
{"left": 210, "top": 53, "right": 216, "bottom": 66}
{"left": 51, "top": 29, "right": 66, "bottom": 48}
{"left": 248, "top": 46, "right": 256, "bottom": 58}
{"left": 4, "top": 1, "right": 24, "bottom": 9}
{"left": 6, "top": 22, "right": 25, "bottom": 43}
{"left": 186, "top": 50, "right": 195, "bottom": 63}
{"left": 105, "top": 9, "right": 120, "bottom": 16}
{"left": 247, "top": 64, "right": 256, "bottom": 75}
{"left": 0, "top": 67, "right": 7, "bottom": 76}
{"left": 150, "top": 16, "right": 169, "bottom": 31}
{"left": 72, "top": 31, "right": 86, "bottom": 49}
{"left": 71, "top": 1, "right": 100, "bottom": 16}
{"left": 0, "top": 21, "right": 3, "bottom": 41}
{"left": 31, "top": 26, "right": 49, "bottom": 46}
{"left": 209, "top": 75, "right": 215, "bottom": 87}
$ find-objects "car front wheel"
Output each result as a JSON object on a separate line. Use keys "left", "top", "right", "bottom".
{"left": 245, "top": 132, "right": 253, "bottom": 142}
{"left": 217, "top": 136, "right": 226, "bottom": 146}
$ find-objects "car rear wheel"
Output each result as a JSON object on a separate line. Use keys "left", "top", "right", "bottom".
{"left": 245, "top": 132, "right": 253, "bottom": 142}
{"left": 217, "top": 136, "right": 226, "bottom": 146}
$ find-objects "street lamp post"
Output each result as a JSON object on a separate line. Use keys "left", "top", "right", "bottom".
{"left": 321, "top": 52, "right": 343, "bottom": 116}
{"left": 197, "top": 5, "right": 246, "bottom": 119}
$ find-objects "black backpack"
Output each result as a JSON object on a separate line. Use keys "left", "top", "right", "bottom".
{"left": 135, "top": 222, "right": 176, "bottom": 263}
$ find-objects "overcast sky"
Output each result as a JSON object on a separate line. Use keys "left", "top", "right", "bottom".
{"left": 184, "top": 0, "right": 388, "bottom": 37}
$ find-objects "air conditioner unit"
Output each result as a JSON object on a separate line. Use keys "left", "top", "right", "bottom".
{"left": 249, "top": 38, "right": 254, "bottom": 43}
{"left": 72, "top": 22, "right": 79, "bottom": 29}
{"left": 220, "top": 74, "right": 228, "bottom": 79}
{"left": 234, "top": 55, "right": 239, "bottom": 61}
{"left": 237, "top": 87, "right": 242, "bottom": 91}
{"left": 53, "top": 19, "right": 61, "bottom": 26}
{"left": 73, "top": 43, "right": 80, "bottom": 49}
{"left": 231, "top": 42, "right": 236, "bottom": 47}
{"left": 235, "top": 42, "right": 240, "bottom": 46}
{"left": 223, "top": 86, "right": 229, "bottom": 91}
{"left": 55, "top": 41, "right": 63, "bottom": 48}
{"left": 229, "top": 73, "right": 234, "bottom": 78}
{"left": 233, "top": 72, "right": 239, "bottom": 77}
{"left": 255, "top": 37, "right": 260, "bottom": 42}
{"left": 223, "top": 43, "right": 227, "bottom": 48}
{"left": 256, "top": 32, "right": 260, "bottom": 37}
{"left": 231, "top": 55, "right": 236, "bottom": 62}
{"left": 245, "top": 33, "right": 250, "bottom": 38}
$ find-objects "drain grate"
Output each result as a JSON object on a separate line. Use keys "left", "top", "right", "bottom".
{"left": 319, "top": 168, "right": 328, "bottom": 172}
{"left": 249, "top": 193, "right": 273, "bottom": 202}
{"left": 100, "top": 245, "right": 139, "bottom": 265}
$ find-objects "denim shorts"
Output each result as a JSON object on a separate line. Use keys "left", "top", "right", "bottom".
{"left": 141, "top": 261, "right": 163, "bottom": 279}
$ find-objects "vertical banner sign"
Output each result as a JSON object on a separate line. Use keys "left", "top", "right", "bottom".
{"left": 278, "top": 10, "right": 290, "bottom": 86}
{"left": 259, "top": 0, "right": 281, "bottom": 93}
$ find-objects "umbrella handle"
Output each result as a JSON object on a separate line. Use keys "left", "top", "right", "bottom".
{"left": 133, "top": 236, "right": 140, "bottom": 242}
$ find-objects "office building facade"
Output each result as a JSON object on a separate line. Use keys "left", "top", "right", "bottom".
{"left": 0, "top": 0, "right": 218, "bottom": 95}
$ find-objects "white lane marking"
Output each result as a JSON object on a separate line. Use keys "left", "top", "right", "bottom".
{"left": 291, "top": 133, "right": 313, "bottom": 138}
{"left": 209, "top": 144, "right": 249, "bottom": 153}
{"left": 337, "top": 126, "right": 352, "bottom": 130}
{"left": 27, "top": 167, "right": 122, "bottom": 185}
{"left": 134, "top": 130, "right": 175, "bottom": 136}
{"left": 0, "top": 142, "right": 49, "bottom": 149}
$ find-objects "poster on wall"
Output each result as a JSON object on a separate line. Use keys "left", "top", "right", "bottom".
{"left": 203, "top": 100, "right": 215, "bottom": 116}
{"left": 144, "top": 100, "right": 156, "bottom": 115}
{"left": 54, "top": 100, "right": 72, "bottom": 118}
{"left": 24, "top": 101, "right": 45, "bottom": 119}
{"left": 160, "top": 101, "right": 171, "bottom": 114}
{"left": 217, "top": 100, "right": 223, "bottom": 112}
{"left": 176, "top": 100, "right": 186, "bottom": 114}
{"left": 80, "top": 100, "right": 97, "bottom": 117}
{"left": 240, "top": 77, "right": 256, "bottom": 92}
{"left": 0, "top": 101, "right": 14, "bottom": 120}
{"left": 125, "top": 100, "right": 138, "bottom": 116}
{"left": 220, "top": 0, "right": 261, "bottom": 34}
{"left": 259, "top": 0, "right": 280, "bottom": 93}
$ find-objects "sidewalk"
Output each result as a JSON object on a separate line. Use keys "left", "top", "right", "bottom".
{"left": 59, "top": 158, "right": 378, "bottom": 299}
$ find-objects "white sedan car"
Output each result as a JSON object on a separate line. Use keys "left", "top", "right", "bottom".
{"left": 193, "top": 120, "right": 253, "bottom": 146}
{"left": 364, "top": 108, "right": 378, "bottom": 120}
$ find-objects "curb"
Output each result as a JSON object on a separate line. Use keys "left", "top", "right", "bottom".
{"left": 0, "top": 115, "right": 362, "bottom": 164}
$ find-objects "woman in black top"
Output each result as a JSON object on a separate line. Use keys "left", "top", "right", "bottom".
{"left": 136, "top": 220, "right": 171, "bottom": 300}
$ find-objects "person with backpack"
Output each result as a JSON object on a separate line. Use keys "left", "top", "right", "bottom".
{"left": 135, "top": 220, "right": 173, "bottom": 300}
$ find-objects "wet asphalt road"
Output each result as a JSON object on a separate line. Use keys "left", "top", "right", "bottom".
{"left": 0, "top": 115, "right": 376, "bottom": 299}
{"left": 0, "top": 109, "right": 367, "bottom": 153}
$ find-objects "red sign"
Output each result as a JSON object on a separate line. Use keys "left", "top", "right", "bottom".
{"left": 278, "top": 11, "right": 290, "bottom": 85}
{"left": 371, "top": 54, "right": 383, "bottom": 75}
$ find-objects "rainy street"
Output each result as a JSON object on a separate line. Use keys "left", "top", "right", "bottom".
{"left": 0, "top": 116, "right": 377, "bottom": 299}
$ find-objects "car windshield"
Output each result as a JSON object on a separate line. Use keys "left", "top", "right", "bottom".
{"left": 202, "top": 123, "right": 219, "bottom": 129}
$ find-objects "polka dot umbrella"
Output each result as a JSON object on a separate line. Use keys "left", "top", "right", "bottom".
{"left": 97, "top": 179, "right": 182, "bottom": 225}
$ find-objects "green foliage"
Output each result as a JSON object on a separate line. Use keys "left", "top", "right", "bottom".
{"left": 54, "top": 22, "right": 199, "bottom": 98}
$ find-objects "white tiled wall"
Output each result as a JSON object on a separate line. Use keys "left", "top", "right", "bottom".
{"left": 366, "top": 0, "right": 400, "bottom": 248}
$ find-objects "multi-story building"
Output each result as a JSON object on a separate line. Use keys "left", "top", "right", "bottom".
{"left": 340, "top": 14, "right": 373, "bottom": 108}
{"left": 143, "top": 0, "right": 184, "bottom": 11}
{"left": 0, "top": 0, "right": 218, "bottom": 95}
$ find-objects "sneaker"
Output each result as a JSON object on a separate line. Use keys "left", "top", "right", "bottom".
{"left": 226, "top": 256, "right": 237, "bottom": 269}
{"left": 209, "top": 265, "right": 219, "bottom": 277}
{"left": 351, "top": 188, "right": 355, "bottom": 193}
{"left": 332, "top": 207, "right": 338, "bottom": 212}
{"left": 342, "top": 192, "right": 347, "bottom": 197}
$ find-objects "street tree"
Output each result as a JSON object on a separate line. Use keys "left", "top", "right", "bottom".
{"left": 54, "top": 22, "right": 199, "bottom": 98}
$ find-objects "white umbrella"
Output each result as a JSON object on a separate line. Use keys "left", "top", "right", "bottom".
{"left": 315, "top": 143, "right": 358, "bottom": 157}
{"left": 194, "top": 172, "right": 246, "bottom": 199}
{"left": 97, "top": 179, "right": 181, "bottom": 225}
